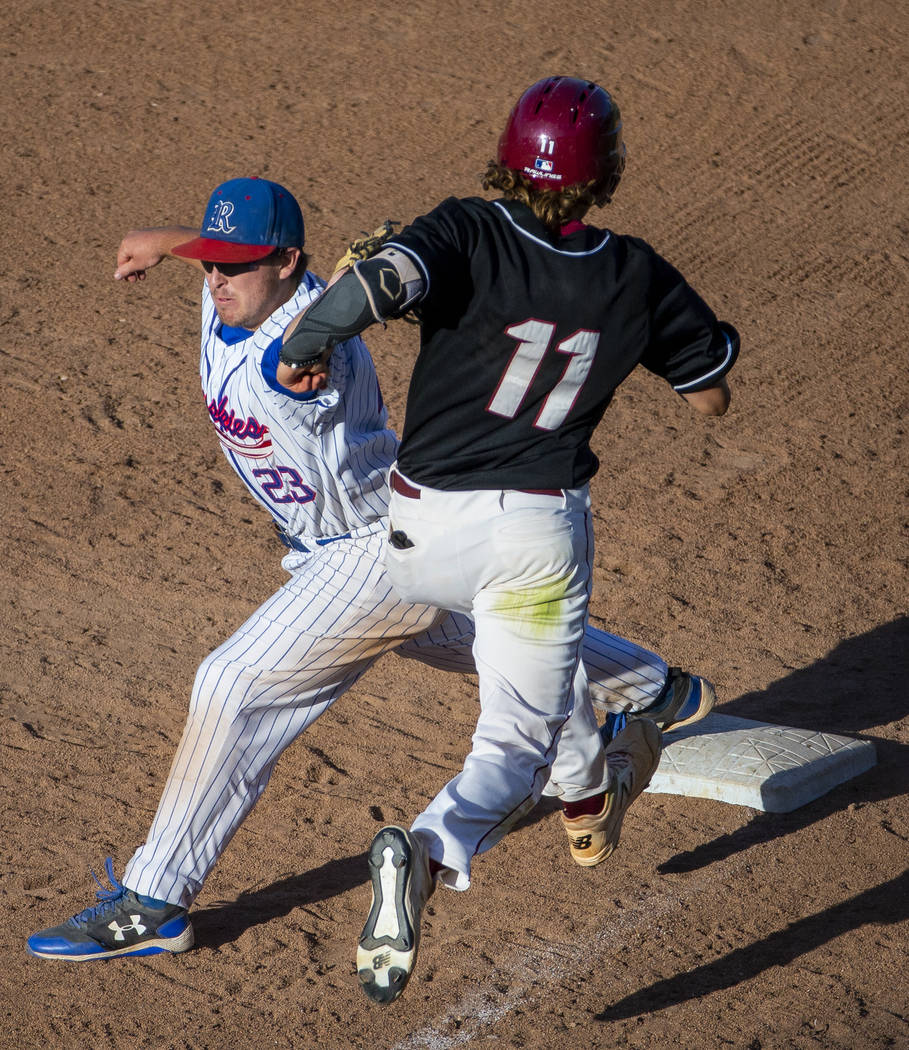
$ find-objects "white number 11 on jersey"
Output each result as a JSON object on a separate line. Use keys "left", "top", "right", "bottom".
{"left": 487, "top": 320, "right": 599, "bottom": 430}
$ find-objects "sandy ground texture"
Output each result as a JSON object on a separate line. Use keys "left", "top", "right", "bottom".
{"left": 1, "top": 1, "right": 907, "bottom": 1047}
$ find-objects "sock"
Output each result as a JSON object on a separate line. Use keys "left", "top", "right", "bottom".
{"left": 562, "top": 792, "right": 606, "bottom": 819}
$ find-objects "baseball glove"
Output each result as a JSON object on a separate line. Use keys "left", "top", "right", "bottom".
{"left": 332, "top": 220, "right": 399, "bottom": 276}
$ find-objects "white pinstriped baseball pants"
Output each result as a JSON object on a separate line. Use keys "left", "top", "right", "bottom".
{"left": 124, "top": 528, "right": 666, "bottom": 907}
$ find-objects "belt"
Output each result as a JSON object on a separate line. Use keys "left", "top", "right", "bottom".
{"left": 274, "top": 523, "right": 351, "bottom": 553}
{"left": 389, "top": 470, "right": 562, "bottom": 500}
{"left": 389, "top": 470, "right": 422, "bottom": 499}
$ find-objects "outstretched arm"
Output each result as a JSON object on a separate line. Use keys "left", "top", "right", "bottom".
{"left": 114, "top": 226, "right": 200, "bottom": 283}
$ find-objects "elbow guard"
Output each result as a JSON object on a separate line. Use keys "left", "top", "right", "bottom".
{"left": 280, "top": 271, "right": 378, "bottom": 367}
{"left": 279, "top": 248, "right": 424, "bottom": 368}
{"left": 353, "top": 247, "right": 424, "bottom": 320}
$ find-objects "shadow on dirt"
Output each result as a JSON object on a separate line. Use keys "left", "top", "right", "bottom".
{"left": 192, "top": 851, "right": 369, "bottom": 949}
{"left": 594, "top": 618, "right": 909, "bottom": 1019}
{"left": 596, "top": 869, "right": 909, "bottom": 1021}
{"left": 720, "top": 616, "right": 908, "bottom": 734}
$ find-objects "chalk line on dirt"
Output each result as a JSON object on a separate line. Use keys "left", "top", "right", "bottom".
{"left": 389, "top": 887, "right": 696, "bottom": 1049}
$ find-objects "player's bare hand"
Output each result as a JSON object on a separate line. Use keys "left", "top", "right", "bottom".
{"left": 114, "top": 226, "right": 199, "bottom": 282}
{"left": 681, "top": 378, "right": 731, "bottom": 416}
{"left": 114, "top": 264, "right": 147, "bottom": 283}
{"left": 276, "top": 351, "right": 332, "bottom": 394}
{"left": 115, "top": 230, "right": 167, "bottom": 282}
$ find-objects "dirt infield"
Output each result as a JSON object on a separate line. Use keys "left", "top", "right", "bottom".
{"left": 1, "top": 2, "right": 906, "bottom": 1047}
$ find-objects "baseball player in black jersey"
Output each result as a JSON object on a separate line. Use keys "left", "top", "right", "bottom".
{"left": 281, "top": 75, "right": 739, "bottom": 1003}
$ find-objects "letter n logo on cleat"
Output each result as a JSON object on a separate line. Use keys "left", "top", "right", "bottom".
{"left": 373, "top": 951, "right": 392, "bottom": 970}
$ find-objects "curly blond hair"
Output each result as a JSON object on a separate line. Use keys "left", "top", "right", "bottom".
{"left": 482, "top": 161, "right": 611, "bottom": 235}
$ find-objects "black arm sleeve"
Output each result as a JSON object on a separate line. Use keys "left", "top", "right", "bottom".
{"left": 280, "top": 255, "right": 417, "bottom": 367}
{"left": 279, "top": 270, "right": 378, "bottom": 367}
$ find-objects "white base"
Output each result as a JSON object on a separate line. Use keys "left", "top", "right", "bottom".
{"left": 644, "top": 713, "right": 877, "bottom": 812}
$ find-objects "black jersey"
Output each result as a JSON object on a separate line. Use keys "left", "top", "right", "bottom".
{"left": 388, "top": 196, "right": 739, "bottom": 491}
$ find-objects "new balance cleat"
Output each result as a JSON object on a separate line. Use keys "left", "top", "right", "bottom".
{"left": 26, "top": 858, "right": 193, "bottom": 962}
{"left": 635, "top": 667, "right": 716, "bottom": 734}
{"left": 563, "top": 719, "right": 662, "bottom": 867}
{"left": 356, "top": 826, "right": 434, "bottom": 1004}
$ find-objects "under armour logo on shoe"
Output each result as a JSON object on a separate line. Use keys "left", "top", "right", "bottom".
{"left": 373, "top": 951, "right": 392, "bottom": 970}
{"left": 108, "top": 916, "right": 147, "bottom": 942}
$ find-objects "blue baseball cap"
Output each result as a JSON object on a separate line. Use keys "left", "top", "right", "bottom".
{"left": 172, "top": 177, "right": 304, "bottom": 263}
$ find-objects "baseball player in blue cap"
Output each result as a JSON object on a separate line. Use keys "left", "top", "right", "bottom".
{"left": 280, "top": 76, "right": 739, "bottom": 1003}
{"left": 26, "top": 173, "right": 714, "bottom": 966}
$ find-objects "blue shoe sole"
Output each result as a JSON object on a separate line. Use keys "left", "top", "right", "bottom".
{"left": 27, "top": 921, "right": 194, "bottom": 961}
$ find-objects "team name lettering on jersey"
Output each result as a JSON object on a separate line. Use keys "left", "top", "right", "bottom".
{"left": 207, "top": 395, "right": 272, "bottom": 459}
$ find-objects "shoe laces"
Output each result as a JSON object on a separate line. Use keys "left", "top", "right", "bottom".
{"left": 68, "top": 858, "right": 129, "bottom": 927}
{"left": 600, "top": 711, "right": 628, "bottom": 744}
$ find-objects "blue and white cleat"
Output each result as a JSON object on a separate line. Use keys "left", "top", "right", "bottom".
{"left": 26, "top": 858, "right": 193, "bottom": 961}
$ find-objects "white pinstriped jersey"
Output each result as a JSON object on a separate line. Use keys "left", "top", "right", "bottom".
{"left": 199, "top": 272, "right": 396, "bottom": 542}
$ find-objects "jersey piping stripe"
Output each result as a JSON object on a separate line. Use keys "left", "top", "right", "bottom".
{"left": 491, "top": 201, "right": 612, "bottom": 256}
{"left": 672, "top": 327, "right": 736, "bottom": 392}
{"left": 471, "top": 503, "right": 594, "bottom": 858}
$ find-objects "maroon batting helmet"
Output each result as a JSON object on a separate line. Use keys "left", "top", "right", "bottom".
{"left": 496, "top": 76, "right": 625, "bottom": 198}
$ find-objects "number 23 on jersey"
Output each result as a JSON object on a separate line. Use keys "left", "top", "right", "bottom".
{"left": 253, "top": 466, "right": 316, "bottom": 505}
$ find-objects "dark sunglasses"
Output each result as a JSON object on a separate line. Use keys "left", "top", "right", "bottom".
{"left": 201, "top": 248, "right": 290, "bottom": 277}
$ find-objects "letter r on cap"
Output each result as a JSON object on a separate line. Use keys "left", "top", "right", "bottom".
{"left": 207, "top": 200, "right": 236, "bottom": 233}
